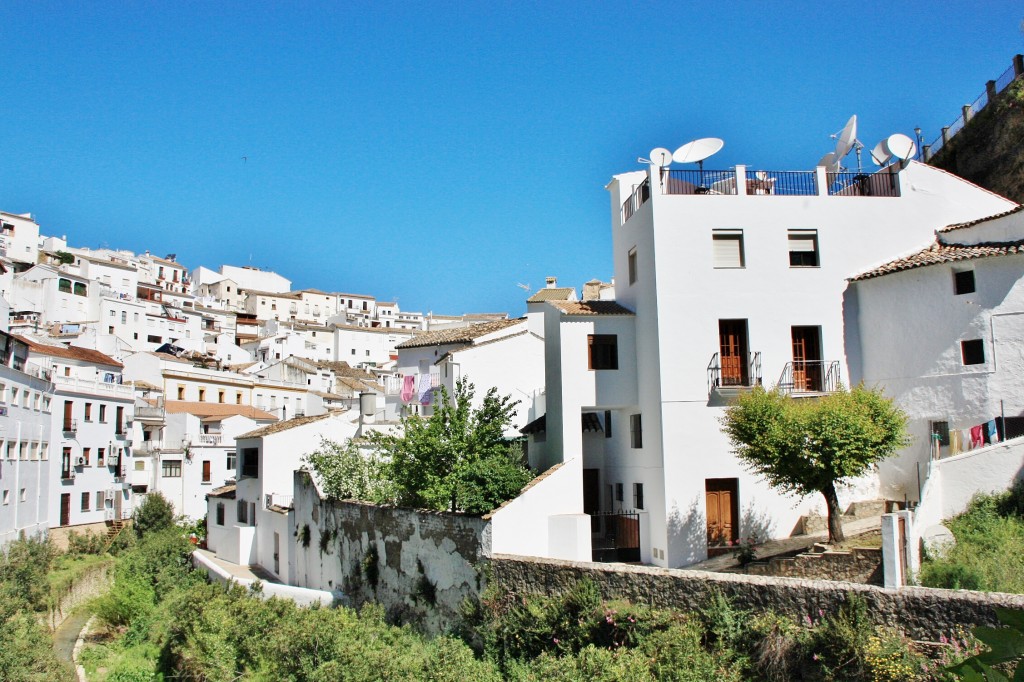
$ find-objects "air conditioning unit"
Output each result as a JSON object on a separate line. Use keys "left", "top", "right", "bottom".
{"left": 108, "top": 453, "right": 120, "bottom": 466}
{"left": 75, "top": 456, "right": 86, "bottom": 466}
{"left": 264, "top": 494, "right": 273, "bottom": 509}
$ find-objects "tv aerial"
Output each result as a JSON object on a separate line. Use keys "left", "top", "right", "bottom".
{"left": 672, "top": 138, "right": 724, "bottom": 191}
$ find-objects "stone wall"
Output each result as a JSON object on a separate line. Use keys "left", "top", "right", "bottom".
{"left": 291, "top": 471, "right": 488, "bottom": 634}
{"left": 490, "top": 553, "right": 1024, "bottom": 641}
{"left": 742, "top": 547, "right": 883, "bottom": 585}
{"left": 46, "top": 560, "right": 114, "bottom": 630}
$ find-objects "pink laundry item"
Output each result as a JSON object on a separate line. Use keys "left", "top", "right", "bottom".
{"left": 400, "top": 375, "right": 416, "bottom": 403}
{"left": 970, "top": 424, "right": 984, "bottom": 448}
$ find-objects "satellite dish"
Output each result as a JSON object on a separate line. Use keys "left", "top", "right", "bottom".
{"left": 870, "top": 140, "right": 892, "bottom": 166}
{"left": 673, "top": 138, "right": 724, "bottom": 164}
{"left": 885, "top": 133, "right": 916, "bottom": 161}
{"left": 834, "top": 115, "right": 858, "bottom": 159}
{"left": 649, "top": 147, "right": 673, "bottom": 168}
{"left": 817, "top": 152, "right": 837, "bottom": 172}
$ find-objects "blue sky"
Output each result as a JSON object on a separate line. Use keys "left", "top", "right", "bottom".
{"left": 1, "top": 2, "right": 1022, "bottom": 316}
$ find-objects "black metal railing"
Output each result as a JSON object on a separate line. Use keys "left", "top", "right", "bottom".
{"left": 827, "top": 172, "right": 899, "bottom": 197}
{"left": 590, "top": 510, "right": 641, "bottom": 563}
{"left": 707, "top": 352, "right": 762, "bottom": 396}
{"left": 777, "top": 360, "right": 841, "bottom": 394}
{"left": 621, "top": 178, "right": 650, "bottom": 223}
{"left": 745, "top": 170, "right": 817, "bottom": 196}
{"left": 63, "top": 419, "right": 77, "bottom": 433}
{"left": 665, "top": 169, "right": 737, "bottom": 195}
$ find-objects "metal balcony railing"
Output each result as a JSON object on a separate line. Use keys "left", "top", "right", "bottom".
{"left": 777, "top": 360, "right": 841, "bottom": 395}
{"left": 198, "top": 433, "right": 222, "bottom": 445}
{"left": 826, "top": 172, "right": 899, "bottom": 197}
{"left": 63, "top": 419, "right": 77, "bottom": 433}
{"left": 744, "top": 170, "right": 817, "bottom": 196}
{"left": 665, "top": 169, "right": 737, "bottom": 195}
{"left": 621, "top": 178, "right": 650, "bottom": 222}
{"left": 707, "top": 352, "right": 762, "bottom": 396}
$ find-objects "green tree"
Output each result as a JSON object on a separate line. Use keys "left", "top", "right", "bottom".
{"left": 132, "top": 491, "right": 176, "bottom": 539}
{"left": 303, "top": 438, "right": 394, "bottom": 503}
{"left": 368, "top": 377, "right": 531, "bottom": 513}
{"left": 720, "top": 385, "right": 908, "bottom": 543}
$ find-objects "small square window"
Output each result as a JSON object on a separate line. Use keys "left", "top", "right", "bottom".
{"left": 712, "top": 231, "right": 745, "bottom": 268}
{"left": 954, "top": 269, "right": 976, "bottom": 295}
{"left": 788, "top": 230, "right": 819, "bottom": 267}
{"left": 588, "top": 335, "right": 618, "bottom": 370}
{"left": 930, "top": 420, "right": 950, "bottom": 447}
{"left": 961, "top": 339, "right": 985, "bottom": 365}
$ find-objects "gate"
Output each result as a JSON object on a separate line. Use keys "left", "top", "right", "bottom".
{"left": 590, "top": 511, "right": 640, "bottom": 563}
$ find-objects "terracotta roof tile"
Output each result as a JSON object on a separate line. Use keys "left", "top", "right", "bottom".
{"left": 17, "top": 337, "right": 124, "bottom": 368}
{"left": 940, "top": 204, "right": 1024, "bottom": 233}
{"left": 849, "top": 239, "right": 1024, "bottom": 281}
{"left": 163, "top": 401, "right": 279, "bottom": 420}
{"left": 548, "top": 301, "right": 634, "bottom": 316}
{"left": 527, "top": 287, "right": 576, "bottom": 302}
{"left": 396, "top": 318, "right": 525, "bottom": 349}
{"left": 237, "top": 411, "right": 340, "bottom": 439}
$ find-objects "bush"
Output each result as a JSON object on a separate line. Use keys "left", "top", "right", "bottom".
{"left": 132, "top": 492, "right": 176, "bottom": 539}
{"left": 0, "top": 533, "right": 56, "bottom": 609}
{"left": 66, "top": 529, "right": 106, "bottom": 555}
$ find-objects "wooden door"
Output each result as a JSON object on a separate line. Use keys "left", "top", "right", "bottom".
{"left": 60, "top": 493, "right": 71, "bottom": 526}
{"left": 63, "top": 401, "right": 73, "bottom": 430}
{"left": 584, "top": 469, "right": 600, "bottom": 533}
{"left": 719, "top": 320, "right": 749, "bottom": 386}
{"left": 705, "top": 479, "right": 739, "bottom": 546}
{"left": 202, "top": 460, "right": 211, "bottom": 483}
{"left": 791, "top": 326, "right": 822, "bottom": 392}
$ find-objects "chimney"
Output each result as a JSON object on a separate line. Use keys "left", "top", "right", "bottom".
{"left": 358, "top": 392, "right": 376, "bottom": 425}
{"left": 546, "top": 277, "right": 557, "bottom": 288}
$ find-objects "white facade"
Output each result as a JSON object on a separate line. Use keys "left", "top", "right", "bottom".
{"left": 0, "top": 211, "right": 41, "bottom": 266}
{"left": 0, "top": 332, "right": 54, "bottom": 546}
{"left": 849, "top": 206, "right": 1024, "bottom": 502}
{"left": 522, "top": 159, "right": 1016, "bottom": 569}
{"left": 333, "top": 323, "right": 414, "bottom": 368}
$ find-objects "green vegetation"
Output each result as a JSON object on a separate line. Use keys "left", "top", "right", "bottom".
{"left": 131, "top": 491, "right": 176, "bottom": 539}
{"left": 307, "top": 377, "right": 534, "bottom": 514}
{"left": 921, "top": 483, "right": 1024, "bottom": 594}
{"left": 721, "top": 385, "right": 909, "bottom": 542}
{"left": 0, "top": 534, "right": 75, "bottom": 681}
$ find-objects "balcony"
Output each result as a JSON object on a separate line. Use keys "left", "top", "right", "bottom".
{"left": 827, "top": 172, "right": 899, "bottom": 197}
{"left": 621, "top": 178, "right": 650, "bottom": 222}
{"left": 666, "top": 169, "right": 738, "bottom": 195}
{"left": 383, "top": 373, "right": 441, "bottom": 396}
{"left": 134, "top": 405, "right": 166, "bottom": 422}
{"left": 63, "top": 419, "right": 78, "bottom": 434}
{"left": 52, "top": 374, "right": 134, "bottom": 398}
{"left": 133, "top": 440, "right": 163, "bottom": 455}
{"left": 777, "top": 361, "right": 841, "bottom": 395}
{"left": 198, "top": 433, "right": 222, "bottom": 445}
{"left": 707, "top": 352, "right": 762, "bottom": 400}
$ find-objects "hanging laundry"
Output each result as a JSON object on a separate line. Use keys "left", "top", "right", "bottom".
{"left": 420, "top": 386, "right": 433, "bottom": 406}
{"left": 418, "top": 373, "right": 432, "bottom": 404}
{"left": 987, "top": 419, "right": 999, "bottom": 444}
{"left": 970, "top": 425, "right": 984, "bottom": 448}
{"left": 400, "top": 375, "right": 416, "bottom": 403}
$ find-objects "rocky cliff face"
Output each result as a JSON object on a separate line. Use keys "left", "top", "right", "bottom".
{"left": 929, "top": 78, "right": 1024, "bottom": 204}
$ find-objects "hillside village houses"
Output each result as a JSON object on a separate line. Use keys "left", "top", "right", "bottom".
{"left": 506, "top": 158, "right": 1017, "bottom": 569}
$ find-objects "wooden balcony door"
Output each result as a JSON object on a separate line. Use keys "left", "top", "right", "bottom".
{"left": 60, "top": 493, "right": 71, "bottom": 527}
{"left": 719, "top": 320, "right": 749, "bottom": 387}
{"left": 791, "top": 326, "right": 822, "bottom": 392}
{"left": 705, "top": 478, "right": 738, "bottom": 548}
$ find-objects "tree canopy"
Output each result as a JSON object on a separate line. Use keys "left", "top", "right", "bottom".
{"left": 367, "top": 377, "right": 533, "bottom": 514}
{"left": 720, "top": 385, "right": 908, "bottom": 543}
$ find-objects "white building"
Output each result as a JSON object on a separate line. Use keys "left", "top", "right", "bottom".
{"left": 0, "top": 331, "right": 55, "bottom": 546}
{"left": 0, "top": 211, "right": 41, "bottom": 268}
{"left": 24, "top": 340, "right": 135, "bottom": 537}
{"left": 848, "top": 204, "right": 1024, "bottom": 502}
{"left": 512, "top": 158, "right": 1015, "bottom": 568}
{"left": 205, "top": 411, "right": 358, "bottom": 577}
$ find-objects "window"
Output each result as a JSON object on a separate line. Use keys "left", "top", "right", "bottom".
{"left": 97, "top": 448, "right": 105, "bottom": 466}
{"left": 216, "top": 502, "right": 225, "bottom": 526}
{"left": 588, "top": 335, "right": 618, "bottom": 370}
{"left": 121, "top": 311, "right": 127, "bottom": 323}
{"left": 198, "top": 388, "right": 206, "bottom": 402}
{"left": 162, "top": 459, "right": 182, "bottom": 477}
{"left": 633, "top": 483, "right": 644, "bottom": 510}
{"left": 81, "top": 492, "right": 90, "bottom": 511}
{"left": 237, "top": 499, "right": 249, "bottom": 524}
{"left": 148, "top": 335, "right": 162, "bottom": 343}
{"left": 218, "top": 390, "right": 225, "bottom": 404}
{"left": 236, "top": 393, "right": 242, "bottom": 405}
{"left": 1, "top": 490, "right": 7, "bottom": 505}
{"left": 712, "top": 230, "right": 745, "bottom": 268}
{"left": 82, "top": 447, "right": 91, "bottom": 466}
{"left": 202, "top": 460, "right": 211, "bottom": 483}
{"left": 19, "top": 488, "right": 26, "bottom": 502}
{"left": 177, "top": 386, "right": 185, "bottom": 400}
{"left": 961, "top": 339, "right": 985, "bottom": 366}
{"left": 930, "top": 420, "right": 951, "bottom": 447}
{"left": 116, "top": 406, "right": 124, "bottom": 434}
{"left": 84, "top": 403, "right": 92, "bottom": 421}
{"left": 96, "top": 490, "right": 105, "bottom": 508}
{"left": 73, "top": 282, "right": 87, "bottom": 296}
{"left": 62, "top": 448, "right": 72, "bottom": 478}
{"left": 109, "top": 310, "right": 116, "bottom": 317}
{"left": 241, "top": 448, "right": 259, "bottom": 478}
{"left": 226, "top": 451, "right": 236, "bottom": 472}
{"left": 615, "top": 483, "right": 624, "bottom": 502}
{"left": 604, "top": 410, "right": 612, "bottom": 438}
{"left": 630, "top": 414, "right": 643, "bottom": 448}
{"left": 58, "top": 278, "right": 72, "bottom": 293}
{"left": 99, "top": 404, "right": 107, "bottom": 422}
{"left": 788, "top": 230, "right": 819, "bottom": 267}
{"left": 628, "top": 247, "right": 638, "bottom": 285}
{"left": 954, "top": 269, "right": 976, "bottom": 295}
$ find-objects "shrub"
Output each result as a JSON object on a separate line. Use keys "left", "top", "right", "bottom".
{"left": 66, "top": 529, "right": 106, "bottom": 555}
{"left": 132, "top": 492, "right": 175, "bottom": 539}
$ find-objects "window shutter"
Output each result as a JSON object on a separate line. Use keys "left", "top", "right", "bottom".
{"left": 788, "top": 234, "right": 815, "bottom": 251}
{"left": 712, "top": 232, "right": 744, "bottom": 268}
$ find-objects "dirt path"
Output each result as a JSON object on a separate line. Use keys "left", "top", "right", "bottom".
{"left": 53, "top": 607, "right": 91, "bottom": 666}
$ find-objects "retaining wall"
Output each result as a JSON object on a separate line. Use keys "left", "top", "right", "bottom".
{"left": 46, "top": 560, "right": 114, "bottom": 631}
{"left": 490, "top": 553, "right": 1024, "bottom": 641}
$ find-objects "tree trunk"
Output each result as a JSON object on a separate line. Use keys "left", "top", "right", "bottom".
{"left": 822, "top": 483, "right": 845, "bottom": 544}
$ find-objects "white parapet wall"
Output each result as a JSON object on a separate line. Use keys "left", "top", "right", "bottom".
{"left": 192, "top": 549, "right": 345, "bottom": 607}
{"left": 487, "top": 458, "right": 591, "bottom": 561}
